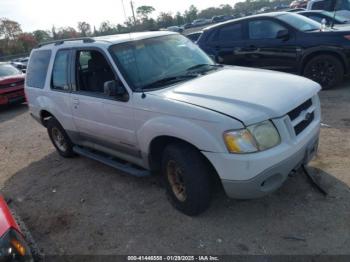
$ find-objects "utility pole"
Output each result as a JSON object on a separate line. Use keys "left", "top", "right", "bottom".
{"left": 130, "top": 1, "right": 137, "bottom": 25}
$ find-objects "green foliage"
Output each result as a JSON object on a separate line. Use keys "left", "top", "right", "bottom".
{"left": 0, "top": 0, "right": 294, "bottom": 57}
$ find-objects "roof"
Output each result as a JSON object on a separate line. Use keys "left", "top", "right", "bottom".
{"left": 37, "top": 31, "right": 177, "bottom": 49}
{"left": 203, "top": 11, "right": 289, "bottom": 31}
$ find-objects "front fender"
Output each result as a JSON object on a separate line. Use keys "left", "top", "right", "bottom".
{"left": 137, "top": 116, "right": 226, "bottom": 155}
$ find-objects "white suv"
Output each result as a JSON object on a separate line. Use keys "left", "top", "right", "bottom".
{"left": 25, "top": 32, "right": 321, "bottom": 216}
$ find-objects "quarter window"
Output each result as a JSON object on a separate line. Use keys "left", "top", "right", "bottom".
{"left": 52, "top": 50, "right": 70, "bottom": 91}
{"left": 249, "top": 20, "right": 286, "bottom": 39}
{"left": 26, "top": 50, "right": 51, "bottom": 88}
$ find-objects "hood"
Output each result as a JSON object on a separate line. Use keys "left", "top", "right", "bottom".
{"left": 153, "top": 66, "right": 320, "bottom": 125}
{"left": 0, "top": 74, "right": 25, "bottom": 85}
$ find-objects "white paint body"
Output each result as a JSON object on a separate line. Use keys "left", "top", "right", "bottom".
{"left": 25, "top": 32, "right": 321, "bottom": 198}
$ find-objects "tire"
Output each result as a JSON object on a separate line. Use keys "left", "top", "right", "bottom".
{"left": 161, "top": 143, "right": 212, "bottom": 216}
{"left": 47, "top": 118, "right": 75, "bottom": 158}
{"left": 303, "top": 54, "right": 344, "bottom": 90}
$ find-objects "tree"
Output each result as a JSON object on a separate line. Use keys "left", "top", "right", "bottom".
{"left": 184, "top": 5, "right": 198, "bottom": 23}
{"left": 157, "top": 12, "right": 174, "bottom": 28}
{"left": 0, "top": 18, "right": 22, "bottom": 40}
{"left": 77, "top": 21, "right": 91, "bottom": 37}
{"left": 99, "top": 21, "right": 118, "bottom": 36}
{"left": 175, "top": 12, "right": 185, "bottom": 25}
{"left": 56, "top": 27, "right": 79, "bottom": 39}
{"left": 18, "top": 33, "right": 37, "bottom": 52}
{"left": 136, "top": 5, "right": 155, "bottom": 20}
{"left": 33, "top": 30, "right": 51, "bottom": 43}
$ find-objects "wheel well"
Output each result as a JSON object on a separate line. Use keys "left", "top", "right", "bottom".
{"left": 301, "top": 51, "right": 347, "bottom": 74}
{"left": 148, "top": 136, "right": 222, "bottom": 185}
{"left": 40, "top": 110, "right": 54, "bottom": 127}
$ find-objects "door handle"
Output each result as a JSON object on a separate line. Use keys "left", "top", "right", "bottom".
{"left": 73, "top": 98, "right": 79, "bottom": 108}
{"left": 244, "top": 45, "right": 258, "bottom": 51}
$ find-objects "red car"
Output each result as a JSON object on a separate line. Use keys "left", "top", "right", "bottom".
{"left": 0, "top": 196, "right": 32, "bottom": 261}
{"left": 0, "top": 63, "right": 26, "bottom": 106}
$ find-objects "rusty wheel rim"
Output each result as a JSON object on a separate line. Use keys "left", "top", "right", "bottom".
{"left": 166, "top": 160, "right": 187, "bottom": 202}
{"left": 52, "top": 127, "right": 67, "bottom": 152}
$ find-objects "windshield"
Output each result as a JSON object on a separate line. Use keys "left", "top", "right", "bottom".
{"left": 109, "top": 34, "right": 214, "bottom": 90}
{"left": 322, "top": 11, "right": 349, "bottom": 22}
{"left": 0, "top": 64, "right": 21, "bottom": 77}
{"left": 278, "top": 13, "right": 321, "bottom": 31}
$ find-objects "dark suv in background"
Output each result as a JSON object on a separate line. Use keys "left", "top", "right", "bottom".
{"left": 197, "top": 12, "right": 350, "bottom": 89}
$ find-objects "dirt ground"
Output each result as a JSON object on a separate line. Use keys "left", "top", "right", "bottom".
{"left": 0, "top": 82, "right": 349, "bottom": 256}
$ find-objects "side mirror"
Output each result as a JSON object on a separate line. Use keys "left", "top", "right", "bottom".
{"left": 104, "top": 80, "right": 124, "bottom": 97}
{"left": 276, "top": 29, "right": 289, "bottom": 40}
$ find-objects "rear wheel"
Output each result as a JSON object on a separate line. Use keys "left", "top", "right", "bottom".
{"left": 161, "top": 143, "right": 212, "bottom": 216}
{"left": 303, "top": 55, "right": 343, "bottom": 90}
{"left": 47, "top": 118, "right": 75, "bottom": 158}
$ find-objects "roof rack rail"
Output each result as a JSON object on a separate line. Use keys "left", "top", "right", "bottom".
{"left": 36, "top": 37, "right": 95, "bottom": 48}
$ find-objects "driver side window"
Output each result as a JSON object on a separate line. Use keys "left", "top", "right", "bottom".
{"left": 249, "top": 20, "right": 286, "bottom": 40}
{"left": 75, "top": 50, "right": 119, "bottom": 95}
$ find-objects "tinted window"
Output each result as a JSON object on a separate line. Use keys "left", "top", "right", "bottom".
{"left": 26, "top": 50, "right": 51, "bottom": 88}
{"left": 249, "top": 20, "right": 286, "bottom": 39}
{"left": 307, "top": 14, "right": 323, "bottom": 23}
{"left": 214, "top": 23, "right": 242, "bottom": 42}
{"left": 52, "top": 50, "right": 70, "bottom": 91}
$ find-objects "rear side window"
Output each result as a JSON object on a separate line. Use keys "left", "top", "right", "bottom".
{"left": 249, "top": 20, "right": 286, "bottom": 39}
{"left": 213, "top": 23, "right": 242, "bottom": 42}
{"left": 26, "top": 50, "right": 51, "bottom": 88}
{"left": 51, "top": 50, "right": 70, "bottom": 91}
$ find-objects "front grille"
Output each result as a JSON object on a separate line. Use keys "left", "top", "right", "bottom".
{"left": 287, "top": 98, "right": 315, "bottom": 136}
{"left": 0, "top": 80, "right": 25, "bottom": 89}
{"left": 294, "top": 112, "right": 315, "bottom": 135}
{"left": 288, "top": 99, "right": 312, "bottom": 121}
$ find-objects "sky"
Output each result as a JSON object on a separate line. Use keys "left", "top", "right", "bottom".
{"left": 0, "top": 0, "right": 239, "bottom": 32}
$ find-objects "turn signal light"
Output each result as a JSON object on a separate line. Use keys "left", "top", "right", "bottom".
{"left": 344, "top": 35, "right": 350, "bottom": 40}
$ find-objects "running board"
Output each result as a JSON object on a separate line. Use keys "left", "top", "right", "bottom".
{"left": 73, "top": 146, "right": 150, "bottom": 177}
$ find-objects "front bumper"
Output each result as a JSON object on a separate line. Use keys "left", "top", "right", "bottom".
{"left": 202, "top": 119, "right": 320, "bottom": 199}
{"left": 0, "top": 89, "right": 25, "bottom": 105}
{"left": 220, "top": 134, "right": 319, "bottom": 199}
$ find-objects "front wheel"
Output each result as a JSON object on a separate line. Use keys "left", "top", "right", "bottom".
{"left": 303, "top": 55, "right": 344, "bottom": 90}
{"left": 47, "top": 118, "right": 75, "bottom": 158}
{"left": 161, "top": 143, "right": 212, "bottom": 216}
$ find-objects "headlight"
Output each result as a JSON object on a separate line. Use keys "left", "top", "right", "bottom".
{"left": 0, "top": 228, "right": 32, "bottom": 261}
{"left": 224, "top": 121, "right": 280, "bottom": 154}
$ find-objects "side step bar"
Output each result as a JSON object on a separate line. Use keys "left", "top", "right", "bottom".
{"left": 73, "top": 146, "right": 150, "bottom": 177}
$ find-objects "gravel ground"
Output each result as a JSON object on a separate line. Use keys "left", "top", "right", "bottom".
{"left": 0, "top": 82, "right": 349, "bottom": 256}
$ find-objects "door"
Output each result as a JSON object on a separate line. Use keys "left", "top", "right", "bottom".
{"left": 206, "top": 22, "right": 248, "bottom": 66}
{"left": 70, "top": 49, "right": 139, "bottom": 157}
{"left": 244, "top": 18, "right": 298, "bottom": 72}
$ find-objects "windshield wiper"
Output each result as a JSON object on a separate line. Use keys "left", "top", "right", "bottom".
{"left": 143, "top": 74, "right": 198, "bottom": 90}
{"left": 186, "top": 63, "right": 223, "bottom": 73}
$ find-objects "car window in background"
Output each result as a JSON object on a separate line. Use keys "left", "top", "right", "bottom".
{"left": 249, "top": 20, "right": 286, "bottom": 39}
{"left": 307, "top": 14, "right": 324, "bottom": 23}
{"left": 312, "top": 0, "right": 326, "bottom": 9}
{"left": 215, "top": 23, "right": 243, "bottom": 42}
{"left": 322, "top": 11, "right": 349, "bottom": 22}
{"left": 26, "top": 50, "right": 52, "bottom": 88}
{"left": 278, "top": 13, "right": 321, "bottom": 31}
{"left": 0, "top": 64, "right": 21, "bottom": 77}
{"left": 51, "top": 50, "right": 69, "bottom": 91}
